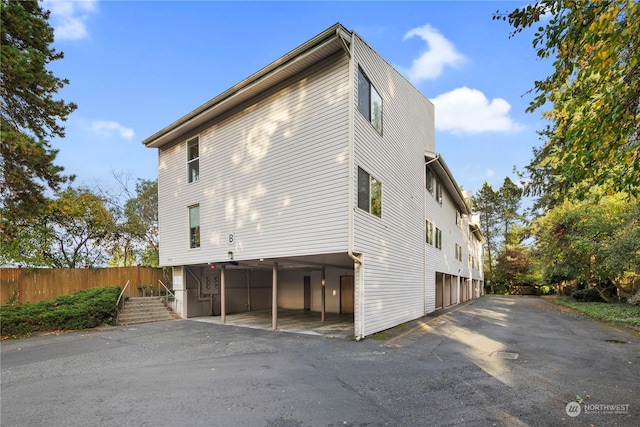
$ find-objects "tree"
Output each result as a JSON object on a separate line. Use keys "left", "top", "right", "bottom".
{"left": 473, "top": 182, "right": 501, "bottom": 292}
{"left": 0, "top": 0, "right": 77, "bottom": 224}
{"left": 497, "top": 0, "right": 640, "bottom": 201}
{"left": 104, "top": 178, "right": 159, "bottom": 267}
{"left": 128, "top": 179, "right": 159, "bottom": 267}
{"left": 530, "top": 191, "right": 640, "bottom": 298}
{"left": 494, "top": 247, "right": 532, "bottom": 288}
{"left": 497, "top": 177, "right": 524, "bottom": 246}
{"left": 1, "top": 187, "right": 115, "bottom": 268}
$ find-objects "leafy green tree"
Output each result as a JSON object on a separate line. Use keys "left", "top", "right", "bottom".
{"left": 530, "top": 191, "right": 640, "bottom": 298}
{"left": 0, "top": 0, "right": 76, "bottom": 222}
{"left": 1, "top": 188, "right": 115, "bottom": 268}
{"left": 107, "top": 179, "right": 158, "bottom": 267}
{"left": 497, "top": 0, "right": 640, "bottom": 202}
{"left": 497, "top": 177, "right": 524, "bottom": 246}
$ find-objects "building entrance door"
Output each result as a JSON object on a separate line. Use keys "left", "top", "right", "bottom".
{"left": 340, "top": 276, "right": 354, "bottom": 314}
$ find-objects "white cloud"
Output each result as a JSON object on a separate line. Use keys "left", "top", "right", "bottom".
{"left": 486, "top": 169, "right": 495, "bottom": 178}
{"left": 43, "top": 0, "right": 97, "bottom": 41}
{"left": 401, "top": 24, "right": 465, "bottom": 82}
{"left": 432, "top": 87, "right": 522, "bottom": 134}
{"left": 91, "top": 120, "right": 135, "bottom": 140}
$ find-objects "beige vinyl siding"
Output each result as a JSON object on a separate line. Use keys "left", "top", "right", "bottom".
{"left": 158, "top": 53, "right": 350, "bottom": 266}
{"left": 351, "top": 35, "right": 434, "bottom": 337}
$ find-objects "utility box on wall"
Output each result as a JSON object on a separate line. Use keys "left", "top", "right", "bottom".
{"left": 202, "top": 272, "right": 220, "bottom": 295}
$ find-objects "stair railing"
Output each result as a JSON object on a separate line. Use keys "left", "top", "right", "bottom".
{"left": 158, "top": 280, "right": 174, "bottom": 305}
{"left": 116, "top": 280, "right": 131, "bottom": 309}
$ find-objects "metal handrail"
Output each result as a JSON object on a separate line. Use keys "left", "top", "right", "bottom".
{"left": 116, "top": 280, "right": 131, "bottom": 307}
{"left": 158, "top": 279, "right": 174, "bottom": 299}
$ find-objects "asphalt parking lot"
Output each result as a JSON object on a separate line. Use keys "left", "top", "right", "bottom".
{"left": 1, "top": 296, "right": 638, "bottom": 427}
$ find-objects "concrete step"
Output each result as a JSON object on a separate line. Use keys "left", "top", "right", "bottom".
{"left": 117, "top": 297, "right": 176, "bottom": 325}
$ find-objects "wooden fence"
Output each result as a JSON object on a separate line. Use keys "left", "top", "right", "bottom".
{"left": 0, "top": 266, "right": 171, "bottom": 304}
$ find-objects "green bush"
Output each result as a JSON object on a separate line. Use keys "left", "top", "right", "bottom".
{"left": 572, "top": 287, "right": 605, "bottom": 302}
{"left": 1, "top": 286, "right": 121, "bottom": 338}
{"left": 539, "top": 285, "right": 555, "bottom": 295}
{"left": 628, "top": 291, "right": 640, "bottom": 306}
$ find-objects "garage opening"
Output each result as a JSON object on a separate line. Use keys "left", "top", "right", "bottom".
{"left": 180, "top": 253, "right": 355, "bottom": 337}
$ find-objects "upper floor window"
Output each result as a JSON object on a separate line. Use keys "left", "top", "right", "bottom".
{"left": 426, "top": 166, "right": 434, "bottom": 194}
{"left": 358, "top": 166, "right": 382, "bottom": 218}
{"left": 187, "top": 136, "right": 199, "bottom": 183}
{"left": 426, "top": 220, "right": 434, "bottom": 245}
{"left": 357, "top": 68, "right": 383, "bottom": 134}
{"left": 435, "top": 227, "right": 443, "bottom": 250}
{"left": 435, "top": 180, "right": 443, "bottom": 205}
{"left": 455, "top": 244, "right": 462, "bottom": 261}
{"left": 189, "top": 204, "right": 200, "bottom": 248}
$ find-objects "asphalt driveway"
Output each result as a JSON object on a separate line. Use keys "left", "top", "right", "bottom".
{"left": 1, "top": 296, "right": 638, "bottom": 426}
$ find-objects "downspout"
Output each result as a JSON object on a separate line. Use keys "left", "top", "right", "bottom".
{"left": 346, "top": 33, "right": 364, "bottom": 340}
{"left": 246, "top": 270, "right": 251, "bottom": 312}
{"left": 423, "top": 154, "right": 440, "bottom": 316}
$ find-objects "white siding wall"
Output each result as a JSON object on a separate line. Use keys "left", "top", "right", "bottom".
{"left": 351, "top": 35, "right": 435, "bottom": 337}
{"left": 158, "top": 54, "right": 351, "bottom": 266}
{"left": 425, "top": 184, "right": 457, "bottom": 306}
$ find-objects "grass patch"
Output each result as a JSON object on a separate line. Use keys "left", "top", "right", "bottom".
{"left": 369, "top": 322, "right": 409, "bottom": 340}
{"left": 1, "top": 286, "right": 121, "bottom": 339}
{"left": 553, "top": 297, "right": 640, "bottom": 327}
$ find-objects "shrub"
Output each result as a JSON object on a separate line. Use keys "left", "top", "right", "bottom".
{"left": 571, "top": 287, "right": 605, "bottom": 302}
{"left": 628, "top": 291, "right": 640, "bottom": 306}
{"left": 1, "top": 286, "right": 121, "bottom": 338}
{"left": 539, "top": 285, "right": 555, "bottom": 295}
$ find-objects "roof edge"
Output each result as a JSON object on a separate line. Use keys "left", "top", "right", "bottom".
{"left": 142, "top": 23, "right": 351, "bottom": 148}
{"left": 425, "top": 152, "right": 471, "bottom": 215}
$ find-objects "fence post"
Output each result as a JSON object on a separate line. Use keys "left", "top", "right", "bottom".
{"left": 18, "top": 265, "right": 23, "bottom": 304}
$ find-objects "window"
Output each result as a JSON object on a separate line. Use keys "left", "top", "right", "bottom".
{"left": 435, "top": 228, "right": 442, "bottom": 250}
{"left": 358, "top": 166, "right": 382, "bottom": 218}
{"left": 189, "top": 205, "right": 200, "bottom": 248}
{"left": 187, "top": 137, "right": 199, "bottom": 183}
{"left": 426, "top": 166, "right": 434, "bottom": 194}
{"left": 426, "top": 220, "right": 434, "bottom": 245}
{"left": 435, "top": 179, "right": 443, "bottom": 205}
{"left": 455, "top": 244, "right": 462, "bottom": 261}
{"left": 357, "top": 68, "right": 383, "bottom": 134}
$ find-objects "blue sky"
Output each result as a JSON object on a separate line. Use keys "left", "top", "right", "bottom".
{"left": 43, "top": 0, "right": 552, "bottom": 197}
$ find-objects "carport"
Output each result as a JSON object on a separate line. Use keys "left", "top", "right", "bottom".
{"left": 172, "top": 253, "right": 356, "bottom": 337}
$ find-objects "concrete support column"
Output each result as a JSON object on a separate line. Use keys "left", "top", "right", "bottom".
{"left": 220, "top": 264, "right": 226, "bottom": 324}
{"left": 173, "top": 267, "right": 187, "bottom": 319}
{"left": 321, "top": 267, "right": 326, "bottom": 322}
{"left": 272, "top": 262, "right": 278, "bottom": 331}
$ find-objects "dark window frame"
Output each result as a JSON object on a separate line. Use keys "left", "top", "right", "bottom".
{"left": 357, "top": 166, "right": 382, "bottom": 218}
{"left": 187, "top": 136, "right": 200, "bottom": 183}
{"left": 189, "top": 204, "right": 200, "bottom": 249}
{"left": 357, "top": 68, "right": 383, "bottom": 135}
